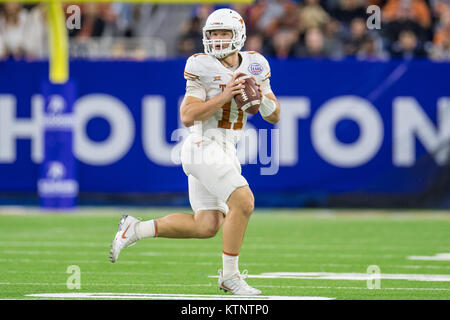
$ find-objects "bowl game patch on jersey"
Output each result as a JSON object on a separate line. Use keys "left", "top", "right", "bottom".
{"left": 248, "top": 62, "right": 263, "bottom": 75}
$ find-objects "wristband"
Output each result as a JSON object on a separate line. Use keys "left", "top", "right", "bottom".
{"left": 259, "top": 95, "right": 277, "bottom": 117}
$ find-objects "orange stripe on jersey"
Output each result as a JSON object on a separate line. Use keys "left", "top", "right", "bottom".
{"left": 185, "top": 71, "right": 199, "bottom": 78}
{"left": 184, "top": 72, "right": 199, "bottom": 80}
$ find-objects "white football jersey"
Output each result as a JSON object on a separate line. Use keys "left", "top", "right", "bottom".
{"left": 183, "top": 51, "right": 272, "bottom": 148}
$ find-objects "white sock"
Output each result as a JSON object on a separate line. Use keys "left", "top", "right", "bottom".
{"left": 222, "top": 252, "right": 239, "bottom": 279}
{"left": 135, "top": 219, "right": 157, "bottom": 239}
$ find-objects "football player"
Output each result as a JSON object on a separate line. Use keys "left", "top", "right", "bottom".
{"left": 110, "top": 8, "right": 280, "bottom": 295}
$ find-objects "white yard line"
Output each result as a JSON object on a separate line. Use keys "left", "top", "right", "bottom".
{"left": 408, "top": 253, "right": 450, "bottom": 261}
{"left": 24, "top": 292, "right": 334, "bottom": 300}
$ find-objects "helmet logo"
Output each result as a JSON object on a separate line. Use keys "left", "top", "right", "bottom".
{"left": 232, "top": 17, "right": 244, "bottom": 25}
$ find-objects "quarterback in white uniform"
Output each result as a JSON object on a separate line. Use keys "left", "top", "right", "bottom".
{"left": 110, "top": 8, "right": 280, "bottom": 295}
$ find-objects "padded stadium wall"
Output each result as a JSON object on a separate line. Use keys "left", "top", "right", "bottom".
{"left": 0, "top": 58, "right": 449, "bottom": 208}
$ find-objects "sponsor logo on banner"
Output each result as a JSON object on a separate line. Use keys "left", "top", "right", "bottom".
{"left": 43, "top": 94, "right": 74, "bottom": 129}
{"left": 37, "top": 161, "right": 78, "bottom": 197}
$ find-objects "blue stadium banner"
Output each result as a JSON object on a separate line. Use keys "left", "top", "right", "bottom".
{"left": 0, "top": 59, "right": 449, "bottom": 206}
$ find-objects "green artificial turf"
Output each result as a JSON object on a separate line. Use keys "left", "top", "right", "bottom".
{"left": 0, "top": 207, "right": 449, "bottom": 300}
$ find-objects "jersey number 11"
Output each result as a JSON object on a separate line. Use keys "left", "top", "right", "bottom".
{"left": 218, "top": 84, "right": 244, "bottom": 130}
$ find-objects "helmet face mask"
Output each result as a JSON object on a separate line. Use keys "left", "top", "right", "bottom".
{"left": 204, "top": 29, "right": 237, "bottom": 59}
{"left": 202, "top": 9, "right": 246, "bottom": 59}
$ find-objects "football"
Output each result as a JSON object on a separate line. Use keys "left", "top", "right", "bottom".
{"left": 233, "top": 72, "right": 261, "bottom": 114}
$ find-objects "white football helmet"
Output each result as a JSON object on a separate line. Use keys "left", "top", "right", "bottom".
{"left": 202, "top": 8, "right": 247, "bottom": 59}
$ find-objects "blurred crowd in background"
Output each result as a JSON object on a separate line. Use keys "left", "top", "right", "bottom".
{"left": 0, "top": 0, "right": 449, "bottom": 61}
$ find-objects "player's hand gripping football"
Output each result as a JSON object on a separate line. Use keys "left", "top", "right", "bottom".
{"left": 221, "top": 73, "right": 246, "bottom": 103}
{"left": 250, "top": 75, "right": 263, "bottom": 97}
